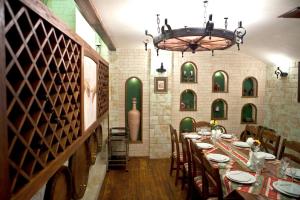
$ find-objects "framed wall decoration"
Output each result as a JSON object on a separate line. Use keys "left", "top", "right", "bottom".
{"left": 154, "top": 77, "right": 168, "bottom": 93}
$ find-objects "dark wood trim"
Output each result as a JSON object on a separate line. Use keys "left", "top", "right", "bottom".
{"left": 75, "top": 0, "right": 116, "bottom": 51}
{"left": 0, "top": 0, "right": 10, "bottom": 199}
{"left": 211, "top": 98, "right": 228, "bottom": 120}
{"left": 298, "top": 62, "right": 300, "bottom": 102}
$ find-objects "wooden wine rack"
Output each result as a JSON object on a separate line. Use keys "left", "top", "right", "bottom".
{"left": 4, "top": 0, "right": 82, "bottom": 196}
{"left": 98, "top": 61, "right": 109, "bottom": 118}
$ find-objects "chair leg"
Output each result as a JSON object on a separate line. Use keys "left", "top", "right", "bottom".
{"left": 181, "top": 169, "right": 186, "bottom": 190}
{"left": 175, "top": 162, "right": 180, "bottom": 186}
{"left": 169, "top": 156, "right": 174, "bottom": 176}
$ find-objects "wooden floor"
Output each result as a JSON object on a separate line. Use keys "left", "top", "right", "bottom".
{"left": 98, "top": 157, "right": 187, "bottom": 200}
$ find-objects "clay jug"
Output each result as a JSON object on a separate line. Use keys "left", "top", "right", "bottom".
{"left": 128, "top": 97, "right": 140, "bottom": 141}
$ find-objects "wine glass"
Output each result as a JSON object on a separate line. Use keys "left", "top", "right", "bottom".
{"left": 253, "top": 153, "right": 265, "bottom": 186}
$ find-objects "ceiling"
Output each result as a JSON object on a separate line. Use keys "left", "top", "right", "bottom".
{"left": 91, "top": 0, "right": 300, "bottom": 65}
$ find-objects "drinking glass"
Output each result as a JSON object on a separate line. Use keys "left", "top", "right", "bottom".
{"left": 290, "top": 167, "right": 297, "bottom": 182}
{"left": 279, "top": 157, "right": 290, "bottom": 177}
{"left": 254, "top": 153, "right": 265, "bottom": 186}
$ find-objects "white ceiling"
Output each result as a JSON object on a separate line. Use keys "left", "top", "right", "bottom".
{"left": 92, "top": 0, "right": 300, "bottom": 65}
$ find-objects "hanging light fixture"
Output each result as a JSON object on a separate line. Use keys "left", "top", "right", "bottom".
{"left": 144, "top": 0, "right": 246, "bottom": 57}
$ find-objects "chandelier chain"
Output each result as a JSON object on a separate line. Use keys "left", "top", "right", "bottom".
{"left": 203, "top": 0, "right": 208, "bottom": 27}
{"left": 156, "top": 14, "right": 160, "bottom": 34}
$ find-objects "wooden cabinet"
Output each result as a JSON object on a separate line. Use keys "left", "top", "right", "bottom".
{"left": 0, "top": 0, "right": 109, "bottom": 199}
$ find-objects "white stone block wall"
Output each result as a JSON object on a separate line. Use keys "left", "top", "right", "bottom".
{"left": 264, "top": 62, "right": 300, "bottom": 142}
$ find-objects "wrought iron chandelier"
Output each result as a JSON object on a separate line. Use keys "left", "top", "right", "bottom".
{"left": 144, "top": 0, "right": 246, "bottom": 57}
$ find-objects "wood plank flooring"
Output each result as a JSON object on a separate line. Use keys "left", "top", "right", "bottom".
{"left": 98, "top": 157, "right": 186, "bottom": 200}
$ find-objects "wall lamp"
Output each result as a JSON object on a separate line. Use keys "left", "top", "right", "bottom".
{"left": 274, "top": 67, "right": 288, "bottom": 79}
{"left": 156, "top": 62, "right": 166, "bottom": 73}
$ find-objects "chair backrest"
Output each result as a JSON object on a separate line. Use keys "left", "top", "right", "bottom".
{"left": 180, "top": 134, "right": 188, "bottom": 164}
{"left": 170, "top": 125, "right": 181, "bottom": 161}
{"left": 217, "top": 125, "right": 227, "bottom": 134}
{"left": 259, "top": 129, "right": 280, "bottom": 157}
{"left": 198, "top": 149, "right": 223, "bottom": 200}
{"left": 190, "top": 141, "right": 202, "bottom": 178}
{"left": 240, "top": 125, "right": 258, "bottom": 141}
{"left": 278, "top": 139, "right": 300, "bottom": 165}
{"left": 184, "top": 138, "right": 193, "bottom": 179}
{"left": 192, "top": 121, "right": 211, "bottom": 132}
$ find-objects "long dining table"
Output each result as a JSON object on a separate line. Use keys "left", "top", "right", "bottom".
{"left": 182, "top": 132, "right": 300, "bottom": 200}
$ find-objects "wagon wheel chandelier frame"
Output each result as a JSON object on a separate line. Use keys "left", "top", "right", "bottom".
{"left": 144, "top": 0, "right": 246, "bottom": 57}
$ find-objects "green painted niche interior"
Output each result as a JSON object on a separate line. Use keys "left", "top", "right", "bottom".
{"left": 242, "top": 104, "right": 255, "bottom": 123}
{"left": 180, "top": 117, "right": 194, "bottom": 133}
{"left": 181, "top": 62, "right": 196, "bottom": 83}
{"left": 125, "top": 77, "right": 142, "bottom": 141}
{"left": 181, "top": 90, "right": 196, "bottom": 110}
{"left": 213, "top": 71, "right": 226, "bottom": 92}
{"left": 212, "top": 100, "right": 225, "bottom": 119}
{"left": 243, "top": 78, "right": 255, "bottom": 96}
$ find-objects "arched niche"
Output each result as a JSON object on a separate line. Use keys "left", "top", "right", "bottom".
{"left": 179, "top": 117, "right": 195, "bottom": 133}
{"left": 125, "top": 77, "right": 143, "bottom": 142}
{"left": 180, "top": 89, "right": 197, "bottom": 111}
{"left": 211, "top": 99, "right": 228, "bottom": 120}
{"left": 212, "top": 70, "right": 228, "bottom": 93}
{"left": 181, "top": 61, "right": 197, "bottom": 83}
{"left": 242, "top": 77, "right": 258, "bottom": 97}
{"left": 241, "top": 103, "right": 257, "bottom": 124}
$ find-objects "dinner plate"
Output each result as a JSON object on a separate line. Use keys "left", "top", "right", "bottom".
{"left": 206, "top": 153, "right": 230, "bottom": 163}
{"left": 196, "top": 143, "right": 213, "bottom": 149}
{"left": 221, "top": 134, "right": 233, "bottom": 139}
{"left": 199, "top": 131, "right": 211, "bottom": 136}
{"left": 273, "top": 180, "right": 300, "bottom": 198}
{"left": 286, "top": 168, "right": 300, "bottom": 179}
{"left": 255, "top": 152, "right": 276, "bottom": 160}
{"left": 225, "top": 170, "right": 256, "bottom": 184}
{"left": 184, "top": 134, "right": 201, "bottom": 139}
{"left": 232, "top": 141, "right": 250, "bottom": 148}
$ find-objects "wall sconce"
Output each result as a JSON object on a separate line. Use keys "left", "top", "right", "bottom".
{"left": 156, "top": 62, "right": 166, "bottom": 73}
{"left": 274, "top": 67, "right": 288, "bottom": 79}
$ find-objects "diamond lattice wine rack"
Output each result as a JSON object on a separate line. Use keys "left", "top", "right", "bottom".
{"left": 98, "top": 62, "right": 109, "bottom": 118}
{"left": 5, "top": 0, "right": 82, "bottom": 196}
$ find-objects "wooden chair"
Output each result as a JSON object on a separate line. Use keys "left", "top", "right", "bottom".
{"left": 190, "top": 141, "right": 203, "bottom": 199}
{"left": 180, "top": 136, "right": 194, "bottom": 199}
{"left": 192, "top": 121, "right": 211, "bottom": 132}
{"left": 200, "top": 149, "right": 223, "bottom": 200}
{"left": 259, "top": 129, "right": 281, "bottom": 157}
{"left": 169, "top": 124, "right": 183, "bottom": 186}
{"left": 240, "top": 125, "right": 259, "bottom": 141}
{"left": 278, "top": 139, "right": 300, "bottom": 165}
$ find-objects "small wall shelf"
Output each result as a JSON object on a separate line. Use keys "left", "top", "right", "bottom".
{"left": 181, "top": 62, "right": 197, "bottom": 83}
{"left": 180, "top": 89, "right": 197, "bottom": 111}
{"left": 211, "top": 99, "right": 228, "bottom": 120}
{"left": 179, "top": 117, "right": 195, "bottom": 133}
{"left": 212, "top": 70, "right": 228, "bottom": 93}
{"left": 241, "top": 103, "right": 257, "bottom": 124}
{"left": 242, "top": 77, "right": 258, "bottom": 97}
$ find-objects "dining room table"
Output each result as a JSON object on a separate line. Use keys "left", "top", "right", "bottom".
{"left": 182, "top": 131, "right": 300, "bottom": 200}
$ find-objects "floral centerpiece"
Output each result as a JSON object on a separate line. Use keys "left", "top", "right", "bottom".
{"left": 210, "top": 120, "right": 218, "bottom": 130}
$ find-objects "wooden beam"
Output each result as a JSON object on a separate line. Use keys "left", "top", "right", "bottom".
{"left": 75, "top": 0, "right": 116, "bottom": 51}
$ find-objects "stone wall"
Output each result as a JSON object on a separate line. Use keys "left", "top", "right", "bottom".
{"left": 109, "top": 49, "right": 268, "bottom": 158}
{"left": 264, "top": 62, "right": 300, "bottom": 141}
{"left": 109, "top": 49, "right": 150, "bottom": 156}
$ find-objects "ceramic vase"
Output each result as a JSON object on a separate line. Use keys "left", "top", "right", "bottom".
{"left": 128, "top": 97, "right": 140, "bottom": 141}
